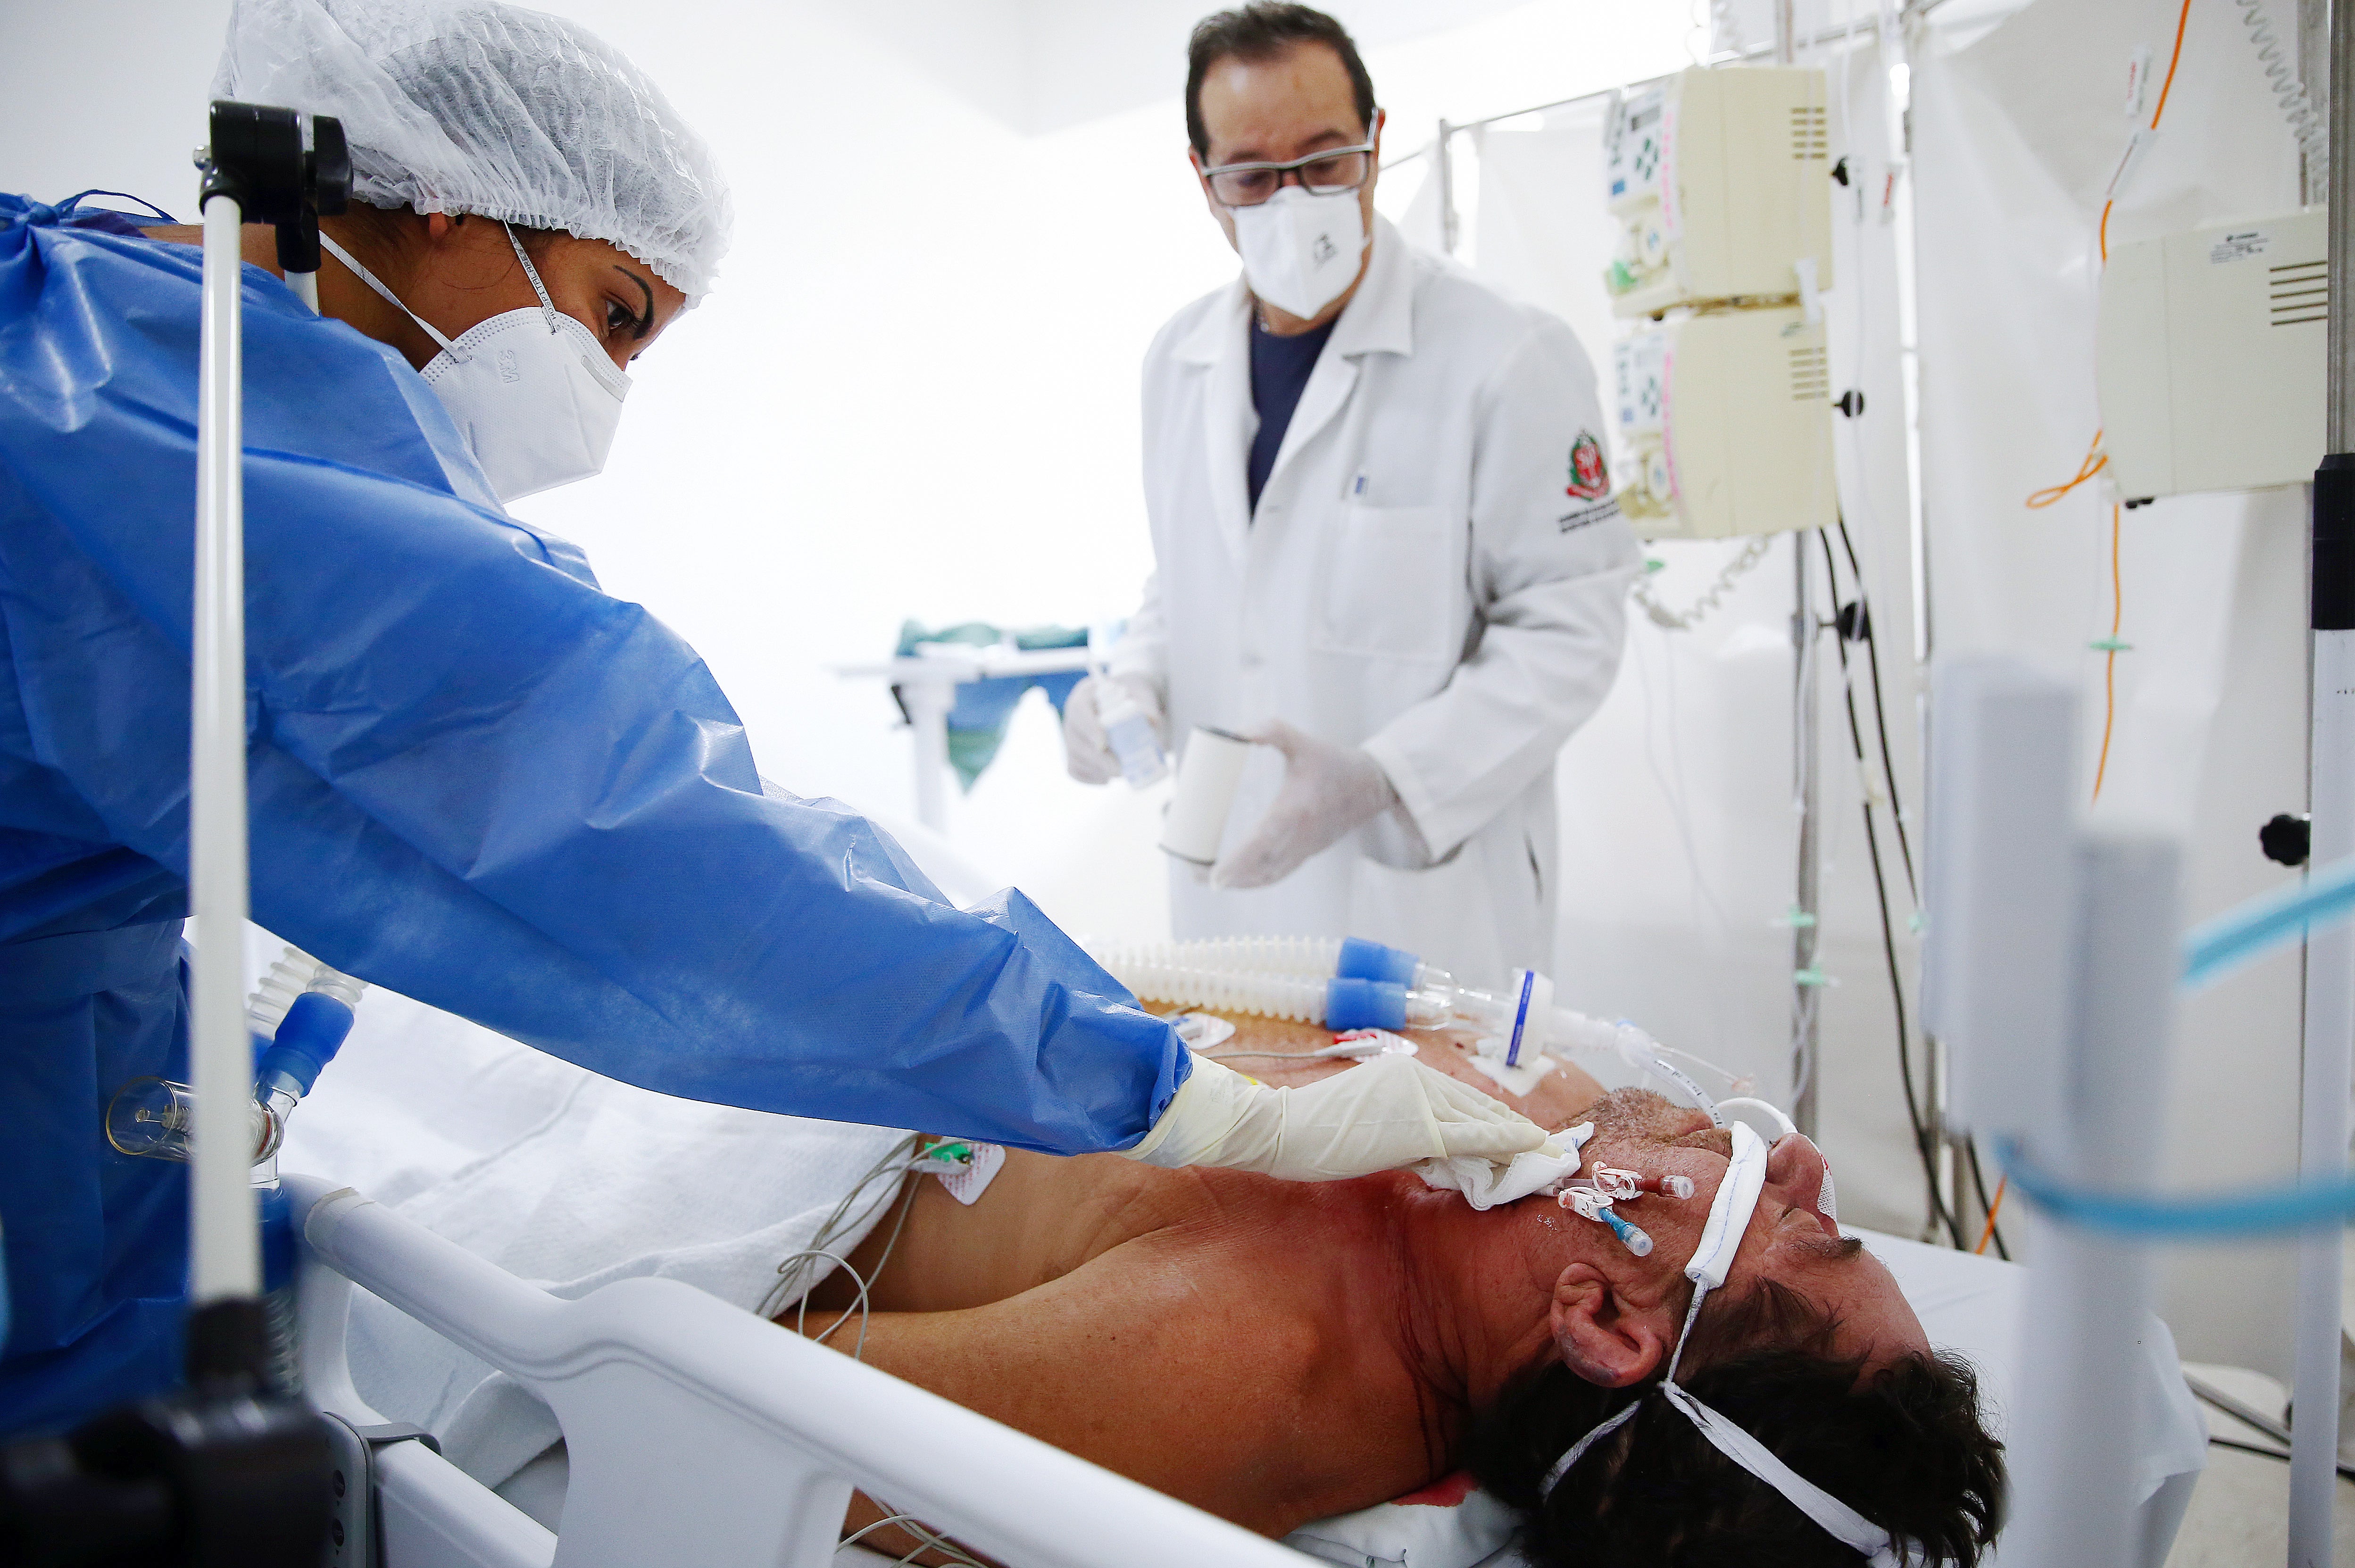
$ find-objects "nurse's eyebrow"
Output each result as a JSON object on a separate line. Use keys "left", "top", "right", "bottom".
{"left": 612, "top": 265, "right": 655, "bottom": 340}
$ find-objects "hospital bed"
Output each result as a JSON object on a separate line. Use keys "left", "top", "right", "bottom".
{"left": 283, "top": 1165, "right": 2208, "bottom": 1568}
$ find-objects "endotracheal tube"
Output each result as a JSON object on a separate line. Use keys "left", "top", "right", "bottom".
{"left": 104, "top": 945, "right": 366, "bottom": 1395}
{"left": 1093, "top": 937, "right": 1748, "bottom": 1124}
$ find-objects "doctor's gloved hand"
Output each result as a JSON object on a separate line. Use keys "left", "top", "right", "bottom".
{"left": 1062, "top": 675, "right": 1165, "bottom": 785}
{"left": 1213, "top": 720, "right": 1403, "bottom": 889}
{"left": 1118, "top": 1052, "right": 1555, "bottom": 1183}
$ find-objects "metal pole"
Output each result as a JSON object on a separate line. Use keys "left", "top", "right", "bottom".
{"left": 904, "top": 680, "right": 954, "bottom": 834}
{"left": 190, "top": 191, "right": 258, "bottom": 1306}
{"left": 2290, "top": 0, "right": 2355, "bottom": 1557}
{"left": 1435, "top": 119, "right": 1457, "bottom": 256}
{"left": 1793, "top": 537, "right": 1822, "bottom": 1138}
{"left": 1772, "top": 0, "right": 1822, "bottom": 1142}
{"left": 2303, "top": 0, "right": 2330, "bottom": 210}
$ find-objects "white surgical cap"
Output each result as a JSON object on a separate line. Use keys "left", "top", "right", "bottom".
{"left": 212, "top": 0, "right": 732, "bottom": 301}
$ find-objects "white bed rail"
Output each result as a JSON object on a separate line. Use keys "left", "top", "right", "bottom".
{"left": 285, "top": 1174, "right": 1308, "bottom": 1568}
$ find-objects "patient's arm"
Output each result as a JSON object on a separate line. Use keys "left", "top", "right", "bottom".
{"left": 819, "top": 1194, "right": 1439, "bottom": 1542}
{"left": 801, "top": 1015, "right": 1609, "bottom": 1557}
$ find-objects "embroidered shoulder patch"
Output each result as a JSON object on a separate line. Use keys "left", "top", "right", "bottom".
{"left": 1565, "top": 430, "right": 1611, "bottom": 500}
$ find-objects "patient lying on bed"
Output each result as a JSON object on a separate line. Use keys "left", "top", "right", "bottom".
{"left": 798, "top": 1031, "right": 2005, "bottom": 1567}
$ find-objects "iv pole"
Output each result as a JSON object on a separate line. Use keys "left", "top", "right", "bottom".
{"left": 0, "top": 102, "right": 345, "bottom": 1561}
{"left": 2290, "top": 0, "right": 2355, "bottom": 1555}
{"left": 1773, "top": 0, "right": 1826, "bottom": 1140}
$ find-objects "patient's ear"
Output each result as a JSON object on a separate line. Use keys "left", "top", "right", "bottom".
{"left": 1549, "top": 1262, "right": 1670, "bottom": 1387}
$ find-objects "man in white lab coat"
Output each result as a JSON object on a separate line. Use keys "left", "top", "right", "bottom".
{"left": 1063, "top": 3, "right": 1639, "bottom": 986}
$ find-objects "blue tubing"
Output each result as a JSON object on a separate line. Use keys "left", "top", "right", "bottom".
{"left": 256, "top": 991, "right": 356, "bottom": 1096}
{"left": 1336, "top": 937, "right": 1421, "bottom": 987}
{"left": 1324, "top": 977, "right": 1407, "bottom": 1032}
{"left": 1990, "top": 852, "right": 2355, "bottom": 1240}
{"left": 2181, "top": 852, "right": 2355, "bottom": 992}
{"left": 2001, "top": 1140, "right": 2355, "bottom": 1238}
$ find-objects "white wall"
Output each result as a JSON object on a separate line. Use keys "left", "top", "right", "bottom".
{"left": 0, "top": 0, "right": 1692, "bottom": 936}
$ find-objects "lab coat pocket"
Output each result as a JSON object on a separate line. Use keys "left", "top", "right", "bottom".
{"left": 1313, "top": 504, "right": 1458, "bottom": 664}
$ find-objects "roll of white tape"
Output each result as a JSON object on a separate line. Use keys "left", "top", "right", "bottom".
{"left": 1159, "top": 726, "right": 1255, "bottom": 866}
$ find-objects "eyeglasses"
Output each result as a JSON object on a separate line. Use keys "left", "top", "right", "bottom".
{"left": 1198, "top": 141, "right": 1376, "bottom": 208}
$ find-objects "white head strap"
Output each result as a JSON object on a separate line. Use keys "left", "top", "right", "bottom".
{"left": 1542, "top": 1123, "right": 1923, "bottom": 1565}
{"left": 320, "top": 221, "right": 563, "bottom": 357}
{"left": 317, "top": 229, "right": 467, "bottom": 361}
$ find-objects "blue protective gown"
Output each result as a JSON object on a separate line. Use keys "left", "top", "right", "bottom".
{"left": 0, "top": 194, "right": 1187, "bottom": 1435}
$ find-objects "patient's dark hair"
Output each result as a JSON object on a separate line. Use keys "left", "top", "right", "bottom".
{"left": 1462, "top": 1278, "right": 2005, "bottom": 1566}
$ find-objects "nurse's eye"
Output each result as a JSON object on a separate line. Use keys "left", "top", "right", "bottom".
{"left": 604, "top": 297, "right": 636, "bottom": 335}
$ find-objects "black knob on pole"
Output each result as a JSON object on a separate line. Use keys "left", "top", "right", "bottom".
{"left": 2263, "top": 812, "right": 2313, "bottom": 867}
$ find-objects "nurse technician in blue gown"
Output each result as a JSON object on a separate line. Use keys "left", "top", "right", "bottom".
{"left": 0, "top": 0, "right": 1552, "bottom": 1434}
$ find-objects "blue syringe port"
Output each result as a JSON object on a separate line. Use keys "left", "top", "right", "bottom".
{"left": 1335, "top": 937, "right": 1421, "bottom": 987}
{"left": 1325, "top": 976, "right": 1408, "bottom": 1032}
{"left": 256, "top": 990, "right": 355, "bottom": 1098}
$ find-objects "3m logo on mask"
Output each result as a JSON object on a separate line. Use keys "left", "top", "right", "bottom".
{"left": 496, "top": 348, "right": 521, "bottom": 385}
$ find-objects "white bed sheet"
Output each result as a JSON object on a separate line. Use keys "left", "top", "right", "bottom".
{"left": 280, "top": 980, "right": 911, "bottom": 1489}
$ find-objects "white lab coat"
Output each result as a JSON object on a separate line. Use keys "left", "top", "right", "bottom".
{"left": 1111, "top": 218, "right": 1640, "bottom": 986}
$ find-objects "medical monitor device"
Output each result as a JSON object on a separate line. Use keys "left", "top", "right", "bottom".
{"left": 2097, "top": 207, "right": 2327, "bottom": 499}
{"left": 1603, "top": 66, "right": 1834, "bottom": 321}
{"left": 1612, "top": 306, "right": 1836, "bottom": 539}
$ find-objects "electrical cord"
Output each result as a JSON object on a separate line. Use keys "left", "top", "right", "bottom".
{"left": 1819, "top": 531, "right": 1967, "bottom": 1248}
{"left": 2207, "top": 1436, "right": 2355, "bottom": 1484}
{"left": 1829, "top": 519, "right": 2013, "bottom": 1255}
{"left": 773, "top": 1134, "right": 993, "bottom": 1568}
{"left": 1965, "top": 1140, "right": 2011, "bottom": 1261}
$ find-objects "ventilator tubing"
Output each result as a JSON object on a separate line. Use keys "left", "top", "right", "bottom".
{"left": 104, "top": 946, "right": 366, "bottom": 1163}
{"left": 1087, "top": 935, "right": 1441, "bottom": 990}
{"left": 1102, "top": 954, "right": 1412, "bottom": 1031}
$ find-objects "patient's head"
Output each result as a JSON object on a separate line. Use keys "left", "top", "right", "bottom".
{"left": 1464, "top": 1282, "right": 2005, "bottom": 1565}
{"left": 1541, "top": 1090, "right": 1929, "bottom": 1384}
{"left": 1457, "top": 1089, "right": 2003, "bottom": 1562}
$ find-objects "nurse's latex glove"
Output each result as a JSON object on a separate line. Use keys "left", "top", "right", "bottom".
{"left": 1120, "top": 1052, "right": 1556, "bottom": 1182}
{"left": 1213, "top": 720, "right": 1401, "bottom": 889}
{"left": 1061, "top": 674, "right": 1165, "bottom": 785}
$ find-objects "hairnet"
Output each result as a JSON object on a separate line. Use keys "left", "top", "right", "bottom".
{"left": 212, "top": 0, "right": 732, "bottom": 301}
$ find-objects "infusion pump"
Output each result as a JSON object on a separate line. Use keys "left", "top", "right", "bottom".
{"left": 2096, "top": 208, "right": 2326, "bottom": 498}
{"left": 1604, "top": 65, "right": 1834, "bottom": 318}
{"left": 1614, "top": 306, "right": 1838, "bottom": 540}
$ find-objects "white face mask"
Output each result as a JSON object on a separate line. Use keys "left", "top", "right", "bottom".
{"left": 320, "top": 226, "right": 630, "bottom": 503}
{"left": 1231, "top": 184, "right": 1367, "bottom": 321}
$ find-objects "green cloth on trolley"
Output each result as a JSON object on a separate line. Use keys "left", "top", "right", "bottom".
{"left": 892, "top": 622, "right": 1091, "bottom": 789}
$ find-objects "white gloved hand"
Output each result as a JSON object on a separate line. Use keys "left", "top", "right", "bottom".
{"left": 1120, "top": 1053, "right": 1555, "bottom": 1182}
{"left": 1061, "top": 674, "right": 1165, "bottom": 785}
{"left": 1213, "top": 720, "right": 1403, "bottom": 889}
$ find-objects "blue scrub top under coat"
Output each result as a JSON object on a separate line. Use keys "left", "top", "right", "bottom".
{"left": 0, "top": 194, "right": 1187, "bottom": 1434}
{"left": 1245, "top": 312, "right": 1336, "bottom": 514}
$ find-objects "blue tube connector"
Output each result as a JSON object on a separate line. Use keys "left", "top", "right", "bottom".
{"left": 1324, "top": 976, "right": 1408, "bottom": 1032}
{"left": 257, "top": 990, "right": 356, "bottom": 1096}
{"left": 1335, "top": 937, "right": 1422, "bottom": 988}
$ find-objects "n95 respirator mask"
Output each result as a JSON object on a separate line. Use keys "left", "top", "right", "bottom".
{"left": 320, "top": 225, "right": 629, "bottom": 504}
{"left": 1232, "top": 185, "right": 1367, "bottom": 321}
{"left": 419, "top": 304, "right": 629, "bottom": 503}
